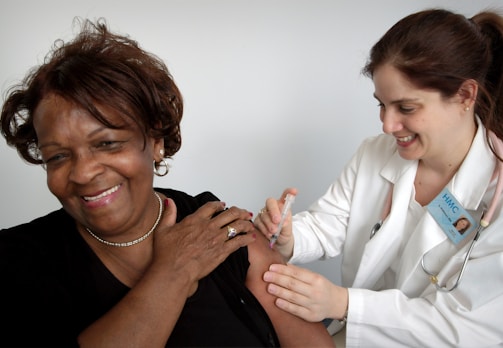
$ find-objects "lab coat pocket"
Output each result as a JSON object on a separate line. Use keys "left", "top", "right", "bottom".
{"left": 451, "top": 252, "right": 503, "bottom": 310}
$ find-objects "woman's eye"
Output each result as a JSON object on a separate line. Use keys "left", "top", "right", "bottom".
{"left": 94, "top": 140, "right": 127, "bottom": 153}
{"left": 44, "top": 153, "right": 67, "bottom": 165}
{"left": 97, "top": 140, "right": 120, "bottom": 148}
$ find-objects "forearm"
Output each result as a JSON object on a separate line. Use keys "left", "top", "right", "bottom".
{"left": 78, "top": 266, "right": 193, "bottom": 347}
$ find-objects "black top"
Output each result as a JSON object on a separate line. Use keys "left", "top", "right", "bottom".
{"left": 0, "top": 188, "right": 279, "bottom": 347}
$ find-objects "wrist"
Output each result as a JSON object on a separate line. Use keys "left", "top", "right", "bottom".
{"left": 275, "top": 236, "right": 294, "bottom": 261}
{"left": 326, "top": 299, "right": 348, "bottom": 336}
{"left": 335, "top": 287, "right": 349, "bottom": 322}
{"left": 338, "top": 304, "right": 348, "bottom": 325}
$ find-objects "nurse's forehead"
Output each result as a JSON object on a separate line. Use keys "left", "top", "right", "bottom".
{"left": 373, "top": 93, "right": 421, "bottom": 104}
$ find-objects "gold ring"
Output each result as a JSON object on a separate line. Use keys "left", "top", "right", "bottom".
{"left": 227, "top": 225, "right": 237, "bottom": 239}
{"left": 259, "top": 208, "right": 267, "bottom": 215}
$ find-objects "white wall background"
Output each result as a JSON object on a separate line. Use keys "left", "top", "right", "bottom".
{"left": 1, "top": 0, "right": 502, "bottom": 284}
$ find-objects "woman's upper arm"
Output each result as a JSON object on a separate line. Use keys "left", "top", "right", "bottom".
{"left": 245, "top": 232, "right": 335, "bottom": 347}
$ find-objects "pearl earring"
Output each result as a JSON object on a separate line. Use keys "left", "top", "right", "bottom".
{"left": 160, "top": 149, "right": 165, "bottom": 157}
{"left": 465, "top": 106, "right": 470, "bottom": 111}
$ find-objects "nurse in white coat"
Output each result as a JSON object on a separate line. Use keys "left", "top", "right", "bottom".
{"left": 255, "top": 8, "right": 503, "bottom": 347}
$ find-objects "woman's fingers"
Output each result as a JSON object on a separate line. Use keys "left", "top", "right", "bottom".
{"left": 211, "top": 205, "right": 252, "bottom": 227}
{"left": 161, "top": 197, "right": 177, "bottom": 226}
{"left": 153, "top": 200, "right": 256, "bottom": 282}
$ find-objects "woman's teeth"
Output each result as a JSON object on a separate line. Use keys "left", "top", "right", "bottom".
{"left": 83, "top": 185, "right": 120, "bottom": 202}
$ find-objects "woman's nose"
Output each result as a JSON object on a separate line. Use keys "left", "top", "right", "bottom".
{"left": 68, "top": 152, "right": 104, "bottom": 184}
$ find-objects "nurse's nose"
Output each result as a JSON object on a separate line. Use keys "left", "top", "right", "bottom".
{"left": 381, "top": 109, "right": 404, "bottom": 134}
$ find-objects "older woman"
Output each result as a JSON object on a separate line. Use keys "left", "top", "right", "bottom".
{"left": 0, "top": 19, "right": 334, "bottom": 347}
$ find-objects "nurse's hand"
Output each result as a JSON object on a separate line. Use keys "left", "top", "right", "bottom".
{"left": 263, "top": 263, "right": 348, "bottom": 323}
{"left": 254, "top": 188, "right": 297, "bottom": 260}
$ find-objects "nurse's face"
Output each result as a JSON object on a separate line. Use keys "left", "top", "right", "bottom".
{"left": 33, "top": 94, "right": 163, "bottom": 240}
{"left": 372, "top": 63, "right": 475, "bottom": 164}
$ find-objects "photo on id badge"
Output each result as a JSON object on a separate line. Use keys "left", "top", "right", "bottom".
{"left": 427, "top": 188, "right": 476, "bottom": 245}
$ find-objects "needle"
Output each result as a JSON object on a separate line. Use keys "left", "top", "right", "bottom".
{"left": 269, "top": 193, "right": 295, "bottom": 248}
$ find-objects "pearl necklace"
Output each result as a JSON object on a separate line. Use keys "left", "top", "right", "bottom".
{"left": 85, "top": 192, "right": 163, "bottom": 247}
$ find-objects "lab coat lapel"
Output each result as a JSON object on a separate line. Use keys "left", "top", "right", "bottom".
{"left": 352, "top": 153, "right": 416, "bottom": 289}
{"left": 353, "top": 121, "right": 494, "bottom": 290}
{"left": 395, "top": 213, "right": 446, "bottom": 293}
{"left": 449, "top": 120, "right": 495, "bottom": 209}
{"left": 397, "top": 122, "right": 495, "bottom": 292}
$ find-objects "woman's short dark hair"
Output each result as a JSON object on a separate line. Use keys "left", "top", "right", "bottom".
{"left": 1, "top": 18, "right": 183, "bottom": 164}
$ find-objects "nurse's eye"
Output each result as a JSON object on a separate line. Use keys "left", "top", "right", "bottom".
{"left": 399, "top": 105, "right": 415, "bottom": 114}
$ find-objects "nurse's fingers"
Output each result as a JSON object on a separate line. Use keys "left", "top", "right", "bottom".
{"left": 253, "top": 213, "right": 270, "bottom": 238}
{"left": 268, "top": 188, "right": 298, "bottom": 224}
{"left": 269, "top": 263, "right": 319, "bottom": 284}
{"left": 255, "top": 198, "right": 279, "bottom": 237}
{"left": 274, "top": 295, "right": 319, "bottom": 322}
{"left": 263, "top": 263, "right": 314, "bottom": 297}
{"left": 264, "top": 279, "right": 320, "bottom": 322}
{"left": 264, "top": 197, "right": 281, "bottom": 232}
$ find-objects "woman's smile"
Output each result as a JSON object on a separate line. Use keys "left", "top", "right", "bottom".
{"left": 81, "top": 184, "right": 122, "bottom": 208}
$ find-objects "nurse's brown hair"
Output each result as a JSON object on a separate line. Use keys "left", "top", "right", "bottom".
{"left": 363, "top": 9, "right": 503, "bottom": 156}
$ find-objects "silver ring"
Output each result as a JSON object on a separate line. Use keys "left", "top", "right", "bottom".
{"left": 227, "top": 225, "right": 237, "bottom": 239}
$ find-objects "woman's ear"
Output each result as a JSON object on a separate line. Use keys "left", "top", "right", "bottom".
{"left": 153, "top": 137, "right": 165, "bottom": 162}
{"left": 457, "top": 79, "right": 478, "bottom": 110}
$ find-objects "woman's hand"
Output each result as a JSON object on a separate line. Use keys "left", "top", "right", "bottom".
{"left": 152, "top": 198, "right": 257, "bottom": 296}
{"left": 254, "top": 188, "right": 297, "bottom": 259}
{"left": 263, "top": 263, "right": 348, "bottom": 323}
{"left": 78, "top": 200, "right": 257, "bottom": 347}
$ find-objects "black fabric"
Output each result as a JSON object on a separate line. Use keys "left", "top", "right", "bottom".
{"left": 0, "top": 188, "right": 279, "bottom": 347}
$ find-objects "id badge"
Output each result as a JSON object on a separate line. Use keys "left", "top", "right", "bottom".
{"left": 427, "top": 188, "right": 477, "bottom": 245}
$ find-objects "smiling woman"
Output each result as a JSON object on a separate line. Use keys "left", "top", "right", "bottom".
{"left": 0, "top": 18, "right": 334, "bottom": 347}
{"left": 253, "top": 8, "right": 503, "bottom": 347}
{"left": 33, "top": 95, "right": 160, "bottom": 237}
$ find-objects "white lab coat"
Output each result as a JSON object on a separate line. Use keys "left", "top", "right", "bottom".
{"left": 291, "top": 121, "right": 503, "bottom": 347}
